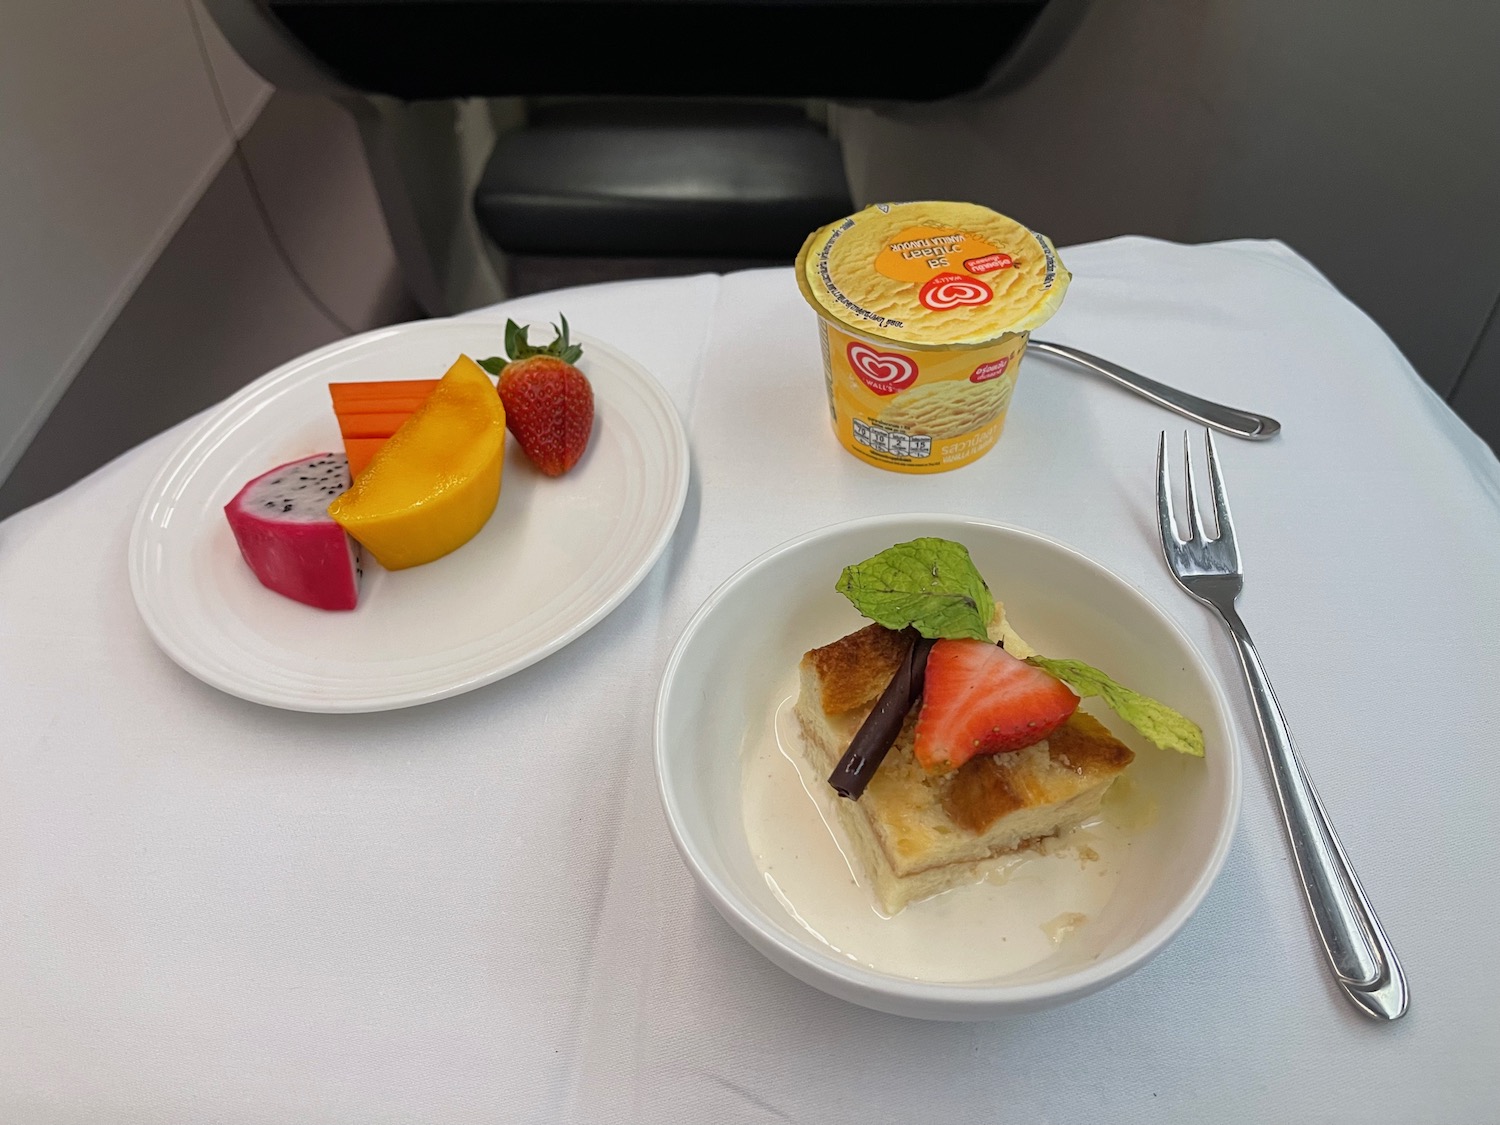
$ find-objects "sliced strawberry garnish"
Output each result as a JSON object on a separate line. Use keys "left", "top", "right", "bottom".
{"left": 914, "top": 639, "right": 1079, "bottom": 772}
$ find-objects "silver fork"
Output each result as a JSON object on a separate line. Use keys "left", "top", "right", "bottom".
{"left": 1156, "top": 430, "right": 1408, "bottom": 1021}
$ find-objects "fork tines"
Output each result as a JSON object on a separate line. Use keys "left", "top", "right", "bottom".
{"left": 1157, "top": 430, "right": 1238, "bottom": 562}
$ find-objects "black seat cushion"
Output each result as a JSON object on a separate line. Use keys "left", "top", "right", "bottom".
{"left": 473, "top": 120, "right": 853, "bottom": 259}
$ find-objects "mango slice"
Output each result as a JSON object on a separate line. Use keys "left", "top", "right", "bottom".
{"left": 328, "top": 355, "right": 505, "bottom": 570}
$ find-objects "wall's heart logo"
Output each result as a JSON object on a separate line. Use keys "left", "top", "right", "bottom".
{"left": 919, "top": 272, "right": 993, "bottom": 311}
{"left": 847, "top": 342, "right": 919, "bottom": 395}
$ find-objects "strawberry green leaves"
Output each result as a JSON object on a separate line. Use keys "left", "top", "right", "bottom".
{"left": 1025, "top": 655, "right": 1205, "bottom": 757}
{"left": 477, "top": 315, "right": 584, "bottom": 376}
{"left": 836, "top": 538, "right": 995, "bottom": 642}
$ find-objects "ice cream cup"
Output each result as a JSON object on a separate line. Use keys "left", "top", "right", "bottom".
{"left": 796, "top": 201, "right": 1070, "bottom": 474}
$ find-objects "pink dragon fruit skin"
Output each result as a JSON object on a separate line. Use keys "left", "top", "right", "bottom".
{"left": 223, "top": 452, "right": 362, "bottom": 611}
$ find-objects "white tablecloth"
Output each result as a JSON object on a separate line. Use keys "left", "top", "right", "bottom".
{"left": 3, "top": 238, "right": 1497, "bottom": 1123}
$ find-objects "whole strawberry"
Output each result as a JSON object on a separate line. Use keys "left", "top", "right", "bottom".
{"left": 479, "top": 316, "right": 594, "bottom": 477}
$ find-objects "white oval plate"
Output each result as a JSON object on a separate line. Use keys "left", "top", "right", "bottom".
{"left": 129, "top": 318, "right": 689, "bottom": 712}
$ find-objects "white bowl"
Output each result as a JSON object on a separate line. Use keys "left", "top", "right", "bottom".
{"left": 655, "top": 513, "right": 1241, "bottom": 1020}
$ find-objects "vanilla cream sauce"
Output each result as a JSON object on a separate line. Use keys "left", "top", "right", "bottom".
{"left": 741, "top": 687, "right": 1149, "bottom": 983}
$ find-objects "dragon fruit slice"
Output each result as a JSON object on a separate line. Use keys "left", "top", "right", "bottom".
{"left": 223, "top": 452, "right": 362, "bottom": 610}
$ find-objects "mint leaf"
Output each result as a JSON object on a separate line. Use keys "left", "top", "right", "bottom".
{"left": 1026, "top": 655, "right": 1205, "bottom": 757}
{"left": 836, "top": 538, "right": 995, "bottom": 641}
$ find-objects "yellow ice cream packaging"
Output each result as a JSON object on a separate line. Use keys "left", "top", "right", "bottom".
{"left": 795, "top": 201, "right": 1070, "bottom": 473}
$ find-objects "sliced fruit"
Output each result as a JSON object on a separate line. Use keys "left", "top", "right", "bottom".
{"left": 913, "top": 639, "right": 1079, "bottom": 772}
{"left": 328, "top": 378, "right": 439, "bottom": 412}
{"left": 334, "top": 394, "right": 438, "bottom": 414}
{"left": 336, "top": 411, "right": 417, "bottom": 440}
{"left": 328, "top": 355, "right": 506, "bottom": 570}
{"left": 223, "top": 452, "right": 362, "bottom": 610}
{"left": 342, "top": 438, "right": 387, "bottom": 478}
{"left": 480, "top": 317, "right": 594, "bottom": 477}
{"left": 328, "top": 378, "right": 442, "bottom": 474}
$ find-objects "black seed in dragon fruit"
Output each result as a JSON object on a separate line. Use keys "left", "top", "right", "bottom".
{"left": 223, "top": 453, "right": 362, "bottom": 610}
